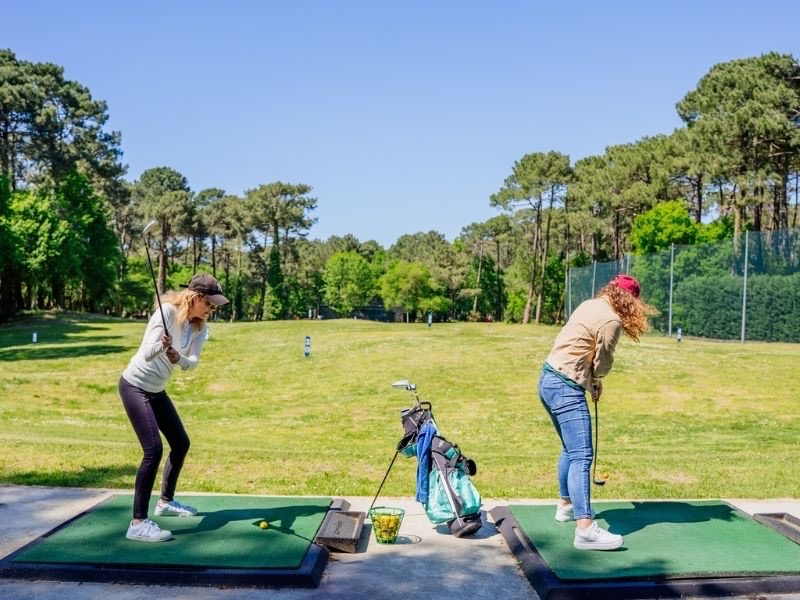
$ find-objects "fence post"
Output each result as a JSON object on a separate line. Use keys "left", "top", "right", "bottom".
{"left": 668, "top": 243, "right": 674, "bottom": 337}
{"left": 566, "top": 266, "right": 572, "bottom": 318}
{"left": 740, "top": 230, "right": 749, "bottom": 343}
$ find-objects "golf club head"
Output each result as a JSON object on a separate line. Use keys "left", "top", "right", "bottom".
{"left": 142, "top": 219, "right": 159, "bottom": 236}
{"left": 592, "top": 467, "right": 607, "bottom": 486}
{"left": 391, "top": 379, "right": 416, "bottom": 391}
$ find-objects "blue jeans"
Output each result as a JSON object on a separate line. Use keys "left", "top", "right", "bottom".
{"left": 538, "top": 370, "right": 594, "bottom": 520}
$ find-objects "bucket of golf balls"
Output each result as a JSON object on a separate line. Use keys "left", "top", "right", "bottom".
{"left": 368, "top": 506, "right": 404, "bottom": 544}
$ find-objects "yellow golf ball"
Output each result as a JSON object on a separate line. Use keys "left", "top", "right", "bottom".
{"left": 602, "top": 472, "right": 610, "bottom": 479}
{"left": 259, "top": 520, "right": 269, "bottom": 529}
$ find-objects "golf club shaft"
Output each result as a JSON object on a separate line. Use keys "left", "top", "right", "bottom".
{"left": 142, "top": 224, "right": 169, "bottom": 335}
{"left": 592, "top": 398, "right": 605, "bottom": 486}
{"left": 369, "top": 450, "right": 399, "bottom": 512}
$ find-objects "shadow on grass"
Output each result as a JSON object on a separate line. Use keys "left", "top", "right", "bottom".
{"left": 599, "top": 501, "right": 737, "bottom": 536}
{"left": 1, "top": 465, "right": 136, "bottom": 489}
{"left": 0, "top": 312, "right": 132, "bottom": 361}
{"left": 0, "top": 343, "right": 128, "bottom": 361}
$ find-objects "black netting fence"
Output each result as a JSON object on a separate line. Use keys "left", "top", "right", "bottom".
{"left": 567, "top": 229, "right": 800, "bottom": 342}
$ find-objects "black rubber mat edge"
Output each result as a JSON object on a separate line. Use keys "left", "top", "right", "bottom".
{"left": 0, "top": 494, "right": 330, "bottom": 588}
{"left": 490, "top": 505, "right": 800, "bottom": 600}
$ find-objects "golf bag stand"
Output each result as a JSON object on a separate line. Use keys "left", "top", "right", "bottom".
{"left": 430, "top": 435, "right": 482, "bottom": 538}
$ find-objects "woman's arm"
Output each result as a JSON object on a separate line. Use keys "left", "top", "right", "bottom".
{"left": 592, "top": 320, "right": 622, "bottom": 384}
{"left": 141, "top": 310, "right": 172, "bottom": 361}
{"left": 176, "top": 325, "right": 207, "bottom": 371}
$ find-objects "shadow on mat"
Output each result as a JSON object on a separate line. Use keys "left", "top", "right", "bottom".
{"left": 598, "top": 501, "right": 737, "bottom": 536}
{"left": 180, "top": 505, "right": 327, "bottom": 543}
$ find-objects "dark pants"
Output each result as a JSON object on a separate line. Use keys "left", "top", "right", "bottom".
{"left": 118, "top": 376, "right": 190, "bottom": 520}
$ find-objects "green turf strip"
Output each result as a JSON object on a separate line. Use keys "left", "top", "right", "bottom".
{"left": 14, "top": 494, "right": 331, "bottom": 569}
{"left": 510, "top": 500, "right": 800, "bottom": 581}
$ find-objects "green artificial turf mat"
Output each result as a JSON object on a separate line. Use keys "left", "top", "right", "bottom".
{"left": 13, "top": 494, "right": 331, "bottom": 569}
{"left": 510, "top": 500, "right": 800, "bottom": 581}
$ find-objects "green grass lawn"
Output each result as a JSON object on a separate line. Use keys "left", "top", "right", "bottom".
{"left": 1, "top": 311, "right": 798, "bottom": 500}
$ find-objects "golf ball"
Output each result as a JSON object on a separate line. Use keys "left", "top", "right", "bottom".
{"left": 602, "top": 472, "right": 609, "bottom": 479}
{"left": 259, "top": 520, "right": 268, "bottom": 529}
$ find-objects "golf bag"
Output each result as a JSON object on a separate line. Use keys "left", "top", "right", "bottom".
{"left": 398, "top": 401, "right": 482, "bottom": 538}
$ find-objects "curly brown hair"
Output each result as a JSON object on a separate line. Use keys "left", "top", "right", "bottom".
{"left": 597, "top": 284, "right": 658, "bottom": 342}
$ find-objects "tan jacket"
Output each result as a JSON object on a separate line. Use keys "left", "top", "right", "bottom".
{"left": 545, "top": 297, "right": 622, "bottom": 390}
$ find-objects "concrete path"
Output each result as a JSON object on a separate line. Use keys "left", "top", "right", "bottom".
{"left": 1, "top": 485, "right": 799, "bottom": 600}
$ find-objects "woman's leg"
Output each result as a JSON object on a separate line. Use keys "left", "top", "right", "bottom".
{"left": 557, "top": 450, "right": 571, "bottom": 504}
{"left": 538, "top": 372, "right": 593, "bottom": 520}
{"left": 539, "top": 372, "right": 622, "bottom": 550}
{"left": 148, "top": 391, "right": 191, "bottom": 502}
{"left": 119, "top": 377, "right": 163, "bottom": 520}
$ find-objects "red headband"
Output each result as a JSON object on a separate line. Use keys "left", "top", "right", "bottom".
{"left": 610, "top": 274, "right": 640, "bottom": 298}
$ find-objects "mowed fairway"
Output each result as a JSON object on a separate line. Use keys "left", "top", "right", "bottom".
{"left": 0, "top": 312, "right": 798, "bottom": 500}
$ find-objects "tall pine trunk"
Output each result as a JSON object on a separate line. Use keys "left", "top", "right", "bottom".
{"left": 535, "top": 190, "right": 555, "bottom": 323}
{"left": 523, "top": 201, "right": 543, "bottom": 324}
{"left": 471, "top": 242, "right": 484, "bottom": 315}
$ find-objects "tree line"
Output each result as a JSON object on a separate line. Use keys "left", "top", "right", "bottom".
{"left": 1, "top": 49, "right": 798, "bottom": 324}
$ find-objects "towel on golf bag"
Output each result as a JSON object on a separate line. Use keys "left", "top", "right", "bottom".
{"left": 415, "top": 421, "right": 436, "bottom": 503}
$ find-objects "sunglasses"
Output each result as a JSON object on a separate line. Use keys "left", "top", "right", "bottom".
{"left": 201, "top": 296, "right": 216, "bottom": 312}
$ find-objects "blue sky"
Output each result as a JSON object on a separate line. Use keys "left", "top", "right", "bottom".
{"left": 5, "top": 1, "right": 798, "bottom": 246}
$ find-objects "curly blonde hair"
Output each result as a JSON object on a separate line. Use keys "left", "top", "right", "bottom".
{"left": 597, "top": 284, "right": 658, "bottom": 342}
{"left": 156, "top": 289, "right": 207, "bottom": 331}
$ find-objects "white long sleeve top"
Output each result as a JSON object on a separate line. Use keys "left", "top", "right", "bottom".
{"left": 121, "top": 303, "right": 208, "bottom": 393}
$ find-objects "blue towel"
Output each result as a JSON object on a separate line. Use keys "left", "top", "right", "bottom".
{"left": 415, "top": 422, "right": 436, "bottom": 503}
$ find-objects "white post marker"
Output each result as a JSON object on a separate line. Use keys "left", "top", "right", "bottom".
{"left": 32, "top": 331, "right": 38, "bottom": 343}
{"left": 304, "top": 335, "right": 311, "bottom": 357}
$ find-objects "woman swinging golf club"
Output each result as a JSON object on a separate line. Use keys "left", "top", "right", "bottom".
{"left": 118, "top": 272, "right": 229, "bottom": 542}
{"left": 538, "top": 274, "right": 655, "bottom": 550}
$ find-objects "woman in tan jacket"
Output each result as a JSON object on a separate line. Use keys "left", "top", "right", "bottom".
{"left": 538, "top": 274, "right": 653, "bottom": 550}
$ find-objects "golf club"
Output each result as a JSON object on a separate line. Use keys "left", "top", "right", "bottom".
{"left": 369, "top": 381, "right": 419, "bottom": 511}
{"left": 142, "top": 219, "right": 169, "bottom": 334}
{"left": 591, "top": 397, "right": 607, "bottom": 486}
{"left": 368, "top": 450, "right": 399, "bottom": 512}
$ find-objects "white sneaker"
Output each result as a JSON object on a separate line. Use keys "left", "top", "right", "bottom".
{"left": 126, "top": 519, "right": 172, "bottom": 542}
{"left": 555, "top": 504, "right": 575, "bottom": 522}
{"left": 555, "top": 504, "right": 594, "bottom": 522}
{"left": 573, "top": 522, "right": 623, "bottom": 550}
{"left": 155, "top": 499, "right": 198, "bottom": 517}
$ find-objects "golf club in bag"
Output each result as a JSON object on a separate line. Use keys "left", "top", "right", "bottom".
{"left": 370, "top": 380, "right": 482, "bottom": 538}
